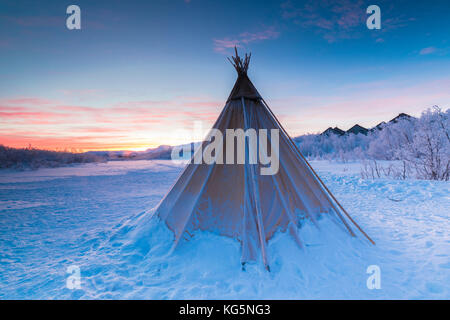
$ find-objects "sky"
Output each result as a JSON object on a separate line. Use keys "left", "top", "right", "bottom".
{"left": 0, "top": 0, "right": 449, "bottom": 151}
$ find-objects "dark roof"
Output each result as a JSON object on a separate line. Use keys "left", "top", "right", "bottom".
{"left": 227, "top": 74, "right": 262, "bottom": 102}
{"left": 347, "top": 124, "right": 368, "bottom": 135}
{"left": 370, "top": 121, "right": 386, "bottom": 132}
{"left": 317, "top": 113, "right": 414, "bottom": 138}
{"left": 389, "top": 113, "right": 414, "bottom": 124}
{"left": 322, "top": 126, "right": 345, "bottom": 136}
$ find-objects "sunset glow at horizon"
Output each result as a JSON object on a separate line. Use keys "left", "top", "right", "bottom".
{"left": 1, "top": 0, "right": 449, "bottom": 151}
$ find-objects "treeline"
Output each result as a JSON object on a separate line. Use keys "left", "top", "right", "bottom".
{"left": 0, "top": 145, "right": 105, "bottom": 170}
{"left": 295, "top": 106, "right": 449, "bottom": 180}
{"left": 2, "top": 107, "right": 448, "bottom": 180}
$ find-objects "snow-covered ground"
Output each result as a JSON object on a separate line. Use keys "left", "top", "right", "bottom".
{"left": 0, "top": 160, "right": 448, "bottom": 299}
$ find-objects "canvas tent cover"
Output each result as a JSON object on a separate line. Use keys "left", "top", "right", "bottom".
{"left": 155, "top": 50, "right": 374, "bottom": 269}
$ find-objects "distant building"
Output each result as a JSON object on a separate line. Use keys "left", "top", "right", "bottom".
{"left": 346, "top": 124, "right": 369, "bottom": 135}
{"left": 321, "top": 126, "right": 345, "bottom": 136}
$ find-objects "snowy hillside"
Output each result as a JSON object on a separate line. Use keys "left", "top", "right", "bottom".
{"left": 0, "top": 160, "right": 448, "bottom": 299}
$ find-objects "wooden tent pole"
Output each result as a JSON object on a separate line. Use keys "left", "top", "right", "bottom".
{"left": 255, "top": 110, "right": 305, "bottom": 249}
{"left": 242, "top": 97, "right": 270, "bottom": 270}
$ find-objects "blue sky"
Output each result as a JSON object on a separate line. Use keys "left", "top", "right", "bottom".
{"left": 0, "top": 0, "right": 449, "bottom": 150}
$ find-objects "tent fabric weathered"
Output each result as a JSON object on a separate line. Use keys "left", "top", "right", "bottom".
{"left": 154, "top": 50, "right": 374, "bottom": 269}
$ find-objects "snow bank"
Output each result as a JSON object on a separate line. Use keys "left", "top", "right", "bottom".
{"left": 0, "top": 160, "right": 448, "bottom": 299}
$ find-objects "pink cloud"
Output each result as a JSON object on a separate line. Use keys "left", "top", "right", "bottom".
{"left": 382, "top": 16, "right": 416, "bottom": 32}
{"left": 0, "top": 98, "right": 101, "bottom": 127}
{"left": 114, "top": 96, "right": 221, "bottom": 110}
{"left": 214, "top": 27, "right": 279, "bottom": 54}
{"left": 281, "top": 0, "right": 413, "bottom": 43}
{"left": 1, "top": 15, "right": 62, "bottom": 27}
{"left": 0, "top": 93, "right": 238, "bottom": 150}
{"left": 0, "top": 134, "right": 141, "bottom": 152}
{"left": 1, "top": 97, "right": 60, "bottom": 106}
{"left": 59, "top": 89, "right": 104, "bottom": 99}
{"left": 0, "top": 111, "right": 71, "bottom": 126}
{"left": 114, "top": 100, "right": 178, "bottom": 108}
{"left": 71, "top": 127, "right": 131, "bottom": 134}
{"left": 419, "top": 47, "right": 437, "bottom": 55}
{"left": 213, "top": 39, "right": 242, "bottom": 54}
{"left": 239, "top": 29, "right": 280, "bottom": 43}
{"left": 281, "top": 0, "right": 366, "bottom": 42}
{"left": 0, "top": 94, "right": 218, "bottom": 150}
{"left": 0, "top": 106, "right": 28, "bottom": 113}
{"left": 57, "top": 105, "right": 101, "bottom": 113}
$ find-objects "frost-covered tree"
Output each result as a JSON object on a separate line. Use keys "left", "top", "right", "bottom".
{"left": 398, "top": 107, "right": 449, "bottom": 180}
{"left": 0, "top": 145, "right": 105, "bottom": 170}
{"left": 295, "top": 106, "right": 449, "bottom": 180}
